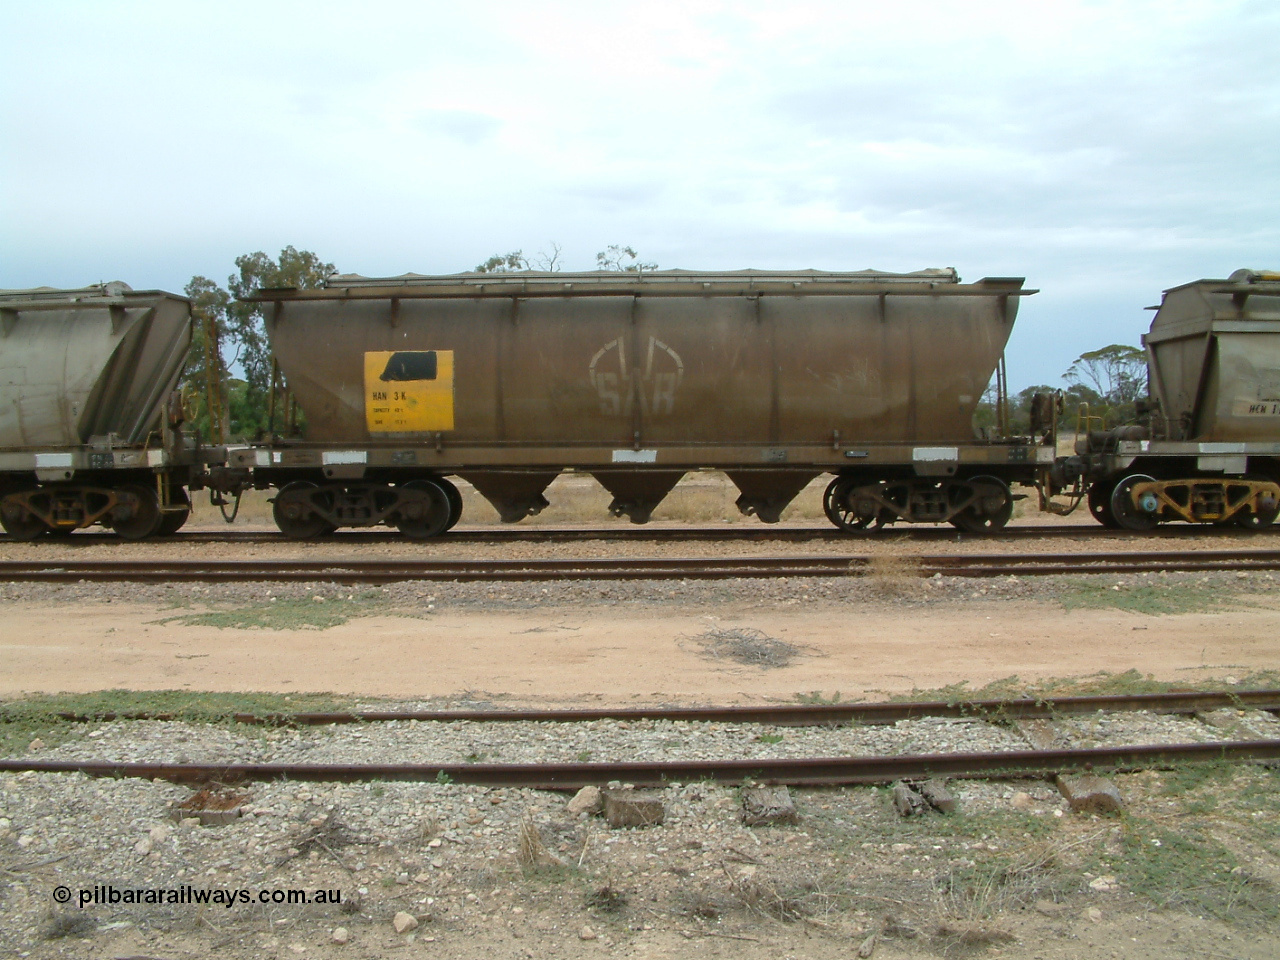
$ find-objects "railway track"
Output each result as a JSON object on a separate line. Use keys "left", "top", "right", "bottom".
{"left": 5, "top": 690, "right": 1278, "bottom": 788}
{"left": 40, "top": 688, "right": 1280, "bottom": 727}
{"left": 3, "top": 548, "right": 1279, "bottom": 582}
{"left": 5, "top": 523, "right": 1277, "bottom": 545}
{"left": 6, "top": 739, "right": 1278, "bottom": 789}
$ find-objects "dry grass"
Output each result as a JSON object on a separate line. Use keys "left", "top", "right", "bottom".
{"left": 517, "top": 816, "right": 567, "bottom": 871}
{"left": 679, "top": 627, "right": 803, "bottom": 668}
{"left": 864, "top": 555, "right": 925, "bottom": 599}
{"left": 278, "top": 808, "right": 373, "bottom": 867}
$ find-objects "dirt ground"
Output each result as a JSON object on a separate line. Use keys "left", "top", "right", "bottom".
{"left": 0, "top": 597, "right": 1277, "bottom": 702}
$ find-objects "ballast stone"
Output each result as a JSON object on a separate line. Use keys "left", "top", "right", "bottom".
{"left": 566, "top": 785, "right": 602, "bottom": 817}
{"left": 392, "top": 911, "right": 418, "bottom": 934}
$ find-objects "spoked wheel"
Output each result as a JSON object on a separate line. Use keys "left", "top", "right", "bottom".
{"left": 396, "top": 479, "right": 452, "bottom": 539}
{"left": 1110, "top": 474, "right": 1160, "bottom": 531}
{"left": 1087, "top": 478, "right": 1121, "bottom": 528}
{"left": 111, "top": 483, "right": 163, "bottom": 540}
{"left": 0, "top": 493, "right": 50, "bottom": 541}
{"left": 1234, "top": 475, "right": 1280, "bottom": 530}
{"left": 822, "top": 477, "right": 871, "bottom": 532}
{"left": 948, "top": 475, "right": 1013, "bottom": 533}
{"left": 272, "top": 481, "right": 334, "bottom": 539}
{"left": 156, "top": 488, "right": 191, "bottom": 536}
{"left": 435, "top": 477, "right": 464, "bottom": 532}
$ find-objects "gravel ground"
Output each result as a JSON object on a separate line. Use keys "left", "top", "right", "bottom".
{"left": 3, "top": 707, "right": 1279, "bottom": 957}
{"left": 15, "top": 709, "right": 1275, "bottom": 769}
{"left": 0, "top": 566, "right": 1272, "bottom": 611}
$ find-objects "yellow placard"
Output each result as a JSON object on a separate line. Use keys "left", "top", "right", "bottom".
{"left": 364, "top": 350, "right": 454, "bottom": 432}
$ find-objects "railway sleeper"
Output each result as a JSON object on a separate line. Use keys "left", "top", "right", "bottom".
{"left": 1122, "top": 476, "right": 1279, "bottom": 529}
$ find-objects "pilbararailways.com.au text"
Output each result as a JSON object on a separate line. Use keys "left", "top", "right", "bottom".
{"left": 54, "top": 884, "right": 342, "bottom": 910}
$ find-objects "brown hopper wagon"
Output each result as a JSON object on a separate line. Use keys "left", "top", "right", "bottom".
{"left": 232, "top": 269, "right": 1052, "bottom": 538}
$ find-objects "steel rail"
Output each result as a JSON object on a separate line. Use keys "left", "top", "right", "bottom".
{"left": 4, "top": 740, "right": 1277, "bottom": 789}
{"left": 8, "top": 524, "right": 1276, "bottom": 545}
{"left": 39, "top": 689, "right": 1280, "bottom": 728}
{"left": 2, "top": 549, "right": 1279, "bottom": 582}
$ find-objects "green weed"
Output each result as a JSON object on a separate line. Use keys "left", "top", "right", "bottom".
{"left": 794, "top": 690, "right": 846, "bottom": 705}
{"left": 1159, "top": 759, "right": 1237, "bottom": 797}
{"left": 0, "top": 689, "right": 359, "bottom": 757}
{"left": 1113, "top": 823, "right": 1278, "bottom": 925}
{"left": 154, "top": 595, "right": 424, "bottom": 631}
{"left": 1060, "top": 582, "right": 1235, "bottom": 616}
{"left": 882, "top": 669, "right": 1275, "bottom": 704}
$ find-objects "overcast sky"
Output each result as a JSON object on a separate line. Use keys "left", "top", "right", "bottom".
{"left": 2, "top": 0, "right": 1277, "bottom": 389}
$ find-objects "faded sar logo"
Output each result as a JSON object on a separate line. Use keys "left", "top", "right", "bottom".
{"left": 588, "top": 337, "right": 683, "bottom": 416}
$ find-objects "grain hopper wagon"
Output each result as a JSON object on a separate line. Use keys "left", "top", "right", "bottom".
{"left": 231, "top": 269, "right": 1049, "bottom": 537}
{"left": 1073, "top": 270, "right": 1280, "bottom": 529}
{"left": 0, "top": 283, "right": 206, "bottom": 538}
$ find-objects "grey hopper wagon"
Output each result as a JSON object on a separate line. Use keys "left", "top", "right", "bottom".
{"left": 0, "top": 283, "right": 206, "bottom": 539}
{"left": 1068, "top": 270, "right": 1280, "bottom": 530}
{"left": 238, "top": 269, "right": 1048, "bottom": 538}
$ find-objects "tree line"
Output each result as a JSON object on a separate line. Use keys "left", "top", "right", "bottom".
{"left": 181, "top": 246, "right": 1147, "bottom": 442}
{"left": 973, "top": 344, "right": 1148, "bottom": 437}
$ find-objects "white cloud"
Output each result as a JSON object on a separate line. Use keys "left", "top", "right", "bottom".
{"left": 1, "top": 0, "right": 1277, "bottom": 386}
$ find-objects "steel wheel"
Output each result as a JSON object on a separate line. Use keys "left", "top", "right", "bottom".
{"left": 1234, "top": 476, "right": 1280, "bottom": 530}
{"left": 948, "top": 475, "right": 1013, "bottom": 533}
{"left": 1110, "top": 473, "right": 1160, "bottom": 531}
{"left": 111, "top": 483, "right": 163, "bottom": 540}
{"left": 396, "top": 479, "right": 451, "bottom": 539}
{"left": 272, "top": 481, "right": 333, "bottom": 539}
{"left": 0, "top": 493, "right": 49, "bottom": 541}
{"left": 1087, "top": 479, "right": 1121, "bottom": 528}
{"left": 822, "top": 477, "right": 871, "bottom": 533}
{"left": 156, "top": 488, "right": 191, "bottom": 536}
{"left": 435, "top": 476, "right": 464, "bottom": 532}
